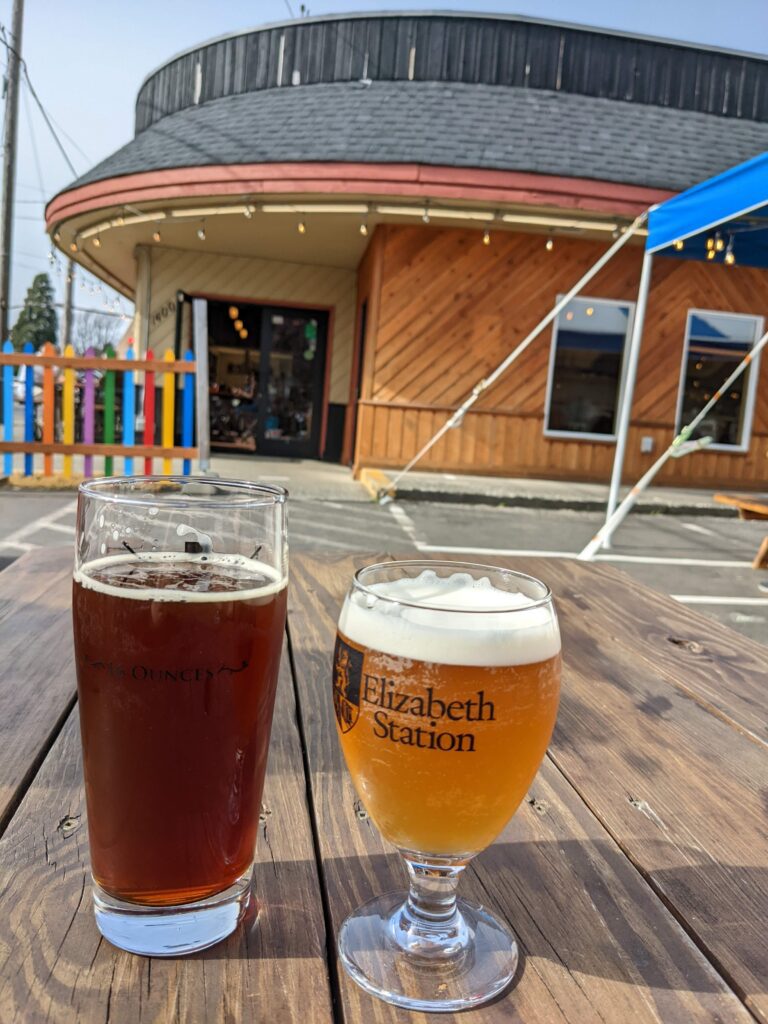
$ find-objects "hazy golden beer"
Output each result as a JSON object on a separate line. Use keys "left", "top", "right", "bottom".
{"left": 334, "top": 569, "right": 561, "bottom": 855}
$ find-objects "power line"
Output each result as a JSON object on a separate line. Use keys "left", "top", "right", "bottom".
{"left": 0, "top": 20, "right": 79, "bottom": 178}
{"left": 22, "top": 78, "right": 46, "bottom": 196}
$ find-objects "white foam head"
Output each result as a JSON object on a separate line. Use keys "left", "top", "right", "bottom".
{"left": 338, "top": 569, "right": 561, "bottom": 666}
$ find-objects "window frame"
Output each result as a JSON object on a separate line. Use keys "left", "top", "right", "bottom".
{"left": 674, "top": 308, "right": 764, "bottom": 454}
{"left": 543, "top": 294, "right": 636, "bottom": 443}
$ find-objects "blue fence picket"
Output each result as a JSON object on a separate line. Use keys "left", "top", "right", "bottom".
{"left": 2, "top": 341, "right": 13, "bottom": 477}
{"left": 182, "top": 349, "right": 195, "bottom": 474}
{"left": 123, "top": 347, "right": 135, "bottom": 475}
{"left": 22, "top": 342, "right": 34, "bottom": 477}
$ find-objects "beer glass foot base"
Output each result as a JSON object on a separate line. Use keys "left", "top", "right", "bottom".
{"left": 92, "top": 871, "right": 253, "bottom": 957}
{"left": 338, "top": 891, "right": 518, "bottom": 1012}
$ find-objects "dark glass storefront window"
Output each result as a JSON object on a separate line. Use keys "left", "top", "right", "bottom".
{"left": 206, "top": 299, "right": 328, "bottom": 457}
{"left": 545, "top": 298, "right": 633, "bottom": 437}
{"left": 677, "top": 311, "right": 761, "bottom": 449}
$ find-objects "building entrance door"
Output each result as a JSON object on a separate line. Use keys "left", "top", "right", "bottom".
{"left": 207, "top": 300, "right": 328, "bottom": 458}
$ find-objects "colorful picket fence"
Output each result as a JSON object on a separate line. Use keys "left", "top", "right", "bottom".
{"left": 0, "top": 341, "right": 197, "bottom": 479}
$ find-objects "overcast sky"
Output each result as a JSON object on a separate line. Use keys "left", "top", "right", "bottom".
{"left": 2, "top": 0, "right": 767, "bottom": 321}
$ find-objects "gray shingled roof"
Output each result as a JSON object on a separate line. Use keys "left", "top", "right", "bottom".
{"left": 68, "top": 80, "right": 768, "bottom": 194}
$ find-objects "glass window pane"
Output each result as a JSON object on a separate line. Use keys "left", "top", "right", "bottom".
{"left": 678, "top": 312, "right": 758, "bottom": 447}
{"left": 262, "top": 313, "right": 319, "bottom": 442}
{"left": 546, "top": 298, "right": 632, "bottom": 436}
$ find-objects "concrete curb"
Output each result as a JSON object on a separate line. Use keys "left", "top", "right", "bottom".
{"left": 390, "top": 487, "right": 736, "bottom": 517}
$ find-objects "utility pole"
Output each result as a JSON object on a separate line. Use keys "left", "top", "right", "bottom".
{"left": 0, "top": 0, "right": 24, "bottom": 341}
{"left": 61, "top": 259, "right": 74, "bottom": 349}
{"left": 0, "top": 0, "right": 25, "bottom": 423}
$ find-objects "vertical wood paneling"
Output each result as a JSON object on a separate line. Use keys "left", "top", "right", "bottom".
{"left": 355, "top": 225, "right": 768, "bottom": 488}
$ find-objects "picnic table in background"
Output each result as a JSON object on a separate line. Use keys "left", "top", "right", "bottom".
{"left": 713, "top": 492, "right": 768, "bottom": 568}
{"left": 0, "top": 549, "right": 765, "bottom": 1023}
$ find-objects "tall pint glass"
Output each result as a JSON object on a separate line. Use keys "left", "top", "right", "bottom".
{"left": 72, "top": 477, "right": 287, "bottom": 956}
{"left": 333, "top": 560, "right": 561, "bottom": 1012}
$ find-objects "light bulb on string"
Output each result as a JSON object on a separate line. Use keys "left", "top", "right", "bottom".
{"left": 706, "top": 237, "right": 715, "bottom": 251}
{"left": 244, "top": 205, "right": 255, "bottom": 219}
{"left": 482, "top": 229, "right": 491, "bottom": 245}
{"left": 715, "top": 232, "right": 724, "bottom": 252}
{"left": 586, "top": 307, "right": 594, "bottom": 317}
{"left": 152, "top": 229, "right": 162, "bottom": 243}
{"left": 53, "top": 231, "right": 61, "bottom": 243}
{"left": 673, "top": 239, "right": 684, "bottom": 251}
{"left": 229, "top": 306, "right": 239, "bottom": 319}
{"left": 545, "top": 238, "right": 554, "bottom": 252}
{"left": 297, "top": 220, "right": 307, "bottom": 234}
{"left": 706, "top": 248, "right": 716, "bottom": 261}
{"left": 239, "top": 328, "right": 248, "bottom": 340}
{"left": 234, "top": 319, "right": 244, "bottom": 331}
{"left": 92, "top": 236, "right": 102, "bottom": 248}
{"left": 197, "top": 223, "right": 206, "bottom": 241}
{"left": 69, "top": 241, "right": 78, "bottom": 253}
{"left": 724, "top": 237, "right": 735, "bottom": 265}
{"left": 360, "top": 221, "right": 369, "bottom": 236}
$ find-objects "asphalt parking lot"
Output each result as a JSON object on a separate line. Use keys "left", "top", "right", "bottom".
{"left": 0, "top": 489, "right": 765, "bottom": 645}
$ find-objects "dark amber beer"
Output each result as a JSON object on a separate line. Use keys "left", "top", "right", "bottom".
{"left": 73, "top": 555, "right": 286, "bottom": 905}
{"left": 72, "top": 476, "right": 287, "bottom": 956}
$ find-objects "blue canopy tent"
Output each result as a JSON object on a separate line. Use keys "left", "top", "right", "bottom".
{"left": 602, "top": 151, "right": 768, "bottom": 539}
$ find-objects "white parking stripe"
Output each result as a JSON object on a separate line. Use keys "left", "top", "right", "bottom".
{"left": 387, "top": 504, "right": 424, "bottom": 546}
{"left": 678, "top": 522, "right": 715, "bottom": 537}
{"left": 671, "top": 595, "right": 768, "bottom": 606}
{"left": 0, "top": 500, "right": 77, "bottom": 551}
{"left": 414, "top": 543, "right": 752, "bottom": 569}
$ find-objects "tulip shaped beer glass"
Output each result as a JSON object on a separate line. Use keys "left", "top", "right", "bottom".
{"left": 333, "top": 560, "right": 561, "bottom": 1011}
{"left": 73, "top": 477, "right": 287, "bottom": 956}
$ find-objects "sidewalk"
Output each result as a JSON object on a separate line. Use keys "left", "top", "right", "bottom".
{"left": 360, "top": 468, "right": 739, "bottom": 516}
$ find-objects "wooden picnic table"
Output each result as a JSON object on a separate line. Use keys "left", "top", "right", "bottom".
{"left": 0, "top": 547, "right": 765, "bottom": 1023}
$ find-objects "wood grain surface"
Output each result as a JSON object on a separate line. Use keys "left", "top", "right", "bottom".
{"left": 288, "top": 553, "right": 760, "bottom": 1023}
{"left": 0, "top": 547, "right": 76, "bottom": 833}
{"left": 0, "top": 552, "right": 333, "bottom": 1023}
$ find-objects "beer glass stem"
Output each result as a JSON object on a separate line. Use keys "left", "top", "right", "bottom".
{"left": 392, "top": 854, "right": 470, "bottom": 960}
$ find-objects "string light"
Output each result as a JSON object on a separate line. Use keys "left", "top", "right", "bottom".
{"left": 482, "top": 229, "right": 491, "bottom": 245}
{"left": 673, "top": 239, "right": 684, "bottom": 251}
{"left": 360, "top": 221, "right": 369, "bottom": 236}
{"left": 422, "top": 202, "right": 430, "bottom": 224}
{"left": 228, "top": 306, "right": 239, "bottom": 319}
{"left": 724, "top": 236, "right": 735, "bottom": 265}
{"left": 234, "top": 319, "right": 244, "bottom": 331}
{"left": 715, "top": 232, "right": 725, "bottom": 252}
{"left": 115, "top": 215, "right": 124, "bottom": 227}
{"left": 53, "top": 231, "right": 61, "bottom": 243}
{"left": 197, "top": 223, "right": 206, "bottom": 241}
{"left": 69, "top": 241, "right": 78, "bottom": 253}
{"left": 706, "top": 237, "right": 715, "bottom": 251}
{"left": 152, "top": 229, "right": 162, "bottom": 243}
{"left": 297, "top": 220, "right": 307, "bottom": 234}
{"left": 585, "top": 307, "right": 594, "bottom": 317}
{"left": 706, "top": 248, "right": 716, "bottom": 261}
{"left": 565, "top": 311, "right": 574, "bottom": 321}
{"left": 92, "top": 236, "right": 102, "bottom": 248}
{"left": 545, "top": 238, "right": 554, "bottom": 251}
{"left": 239, "top": 328, "right": 248, "bottom": 340}
{"left": 244, "top": 205, "right": 255, "bottom": 219}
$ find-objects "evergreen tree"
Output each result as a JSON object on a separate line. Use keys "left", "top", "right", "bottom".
{"left": 11, "top": 273, "right": 58, "bottom": 350}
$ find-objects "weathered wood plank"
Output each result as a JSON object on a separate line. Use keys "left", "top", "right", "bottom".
{"left": 0, "top": 547, "right": 76, "bottom": 834}
{"left": 543, "top": 557, "right": 767, "bottom": 748}
{"left": 288, "top": 553, "right": 754, "bottom": 1023}
{"left": 0, "top": 630, "right": 333, "bottom": 1022}
{"left": 455, "top": 554, "right": 768, "bottom": 1023}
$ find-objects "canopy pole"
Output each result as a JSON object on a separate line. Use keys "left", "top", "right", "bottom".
{"left": 381, "top": 213, "right": 648, "bottom": 500}
{"left": 602, "top": 249, "right": 654, "bottom": 548}
{"left": 192, "top": 298, "right": 211, "bottom": 474}
{"left": 578, "top": 325, "right": 768, "bottom": 560}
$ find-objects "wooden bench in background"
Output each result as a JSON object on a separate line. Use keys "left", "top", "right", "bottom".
{"left": 713, "top": 493, "right": 768, "bottom": 568}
